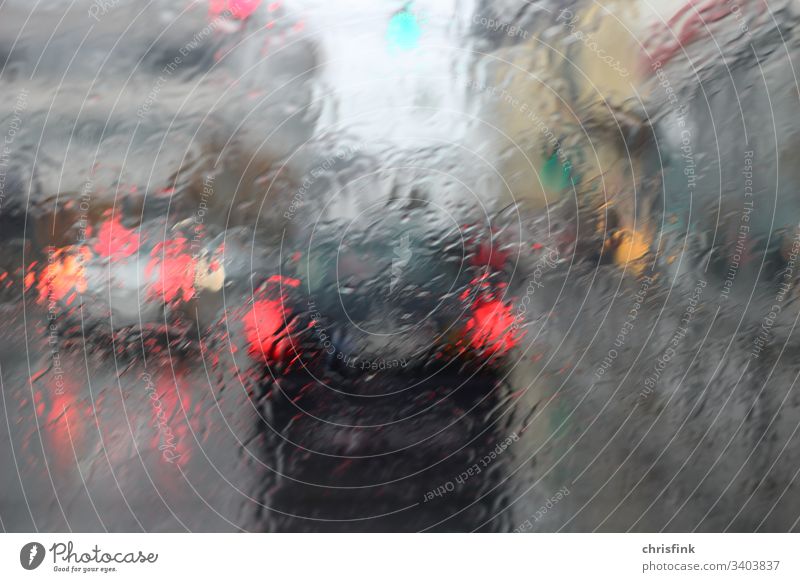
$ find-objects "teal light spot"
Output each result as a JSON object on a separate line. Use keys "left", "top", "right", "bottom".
{"left": 387, "top": 6, "right": 421, "bottom": 52}
{"left": 541, "top": 150, "right": 573, "bottom": 191}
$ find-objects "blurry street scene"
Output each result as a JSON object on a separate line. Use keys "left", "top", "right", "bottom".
{"left": 2, "top": 0, "right": 800, "bottom": 531}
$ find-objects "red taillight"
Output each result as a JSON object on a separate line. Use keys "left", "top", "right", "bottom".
{"left": 242, "top": 275, "right": 299, "bottom": 366}
{"left": 94, "top": 213, "right": 140, "bottom": 259}
{"left": 146, "top": 237, "right": 197, "bottom": 304}
{"left": 464, "top": 297, "right": 519, "bottom": 355}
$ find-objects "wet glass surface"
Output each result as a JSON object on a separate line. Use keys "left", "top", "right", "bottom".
{"left": 2, "top": 0, "right": 800, "bottom": 531}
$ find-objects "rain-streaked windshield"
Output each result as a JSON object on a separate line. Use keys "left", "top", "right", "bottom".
{"left": 1, "top": 0, "right": 799, "bottom": 533}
